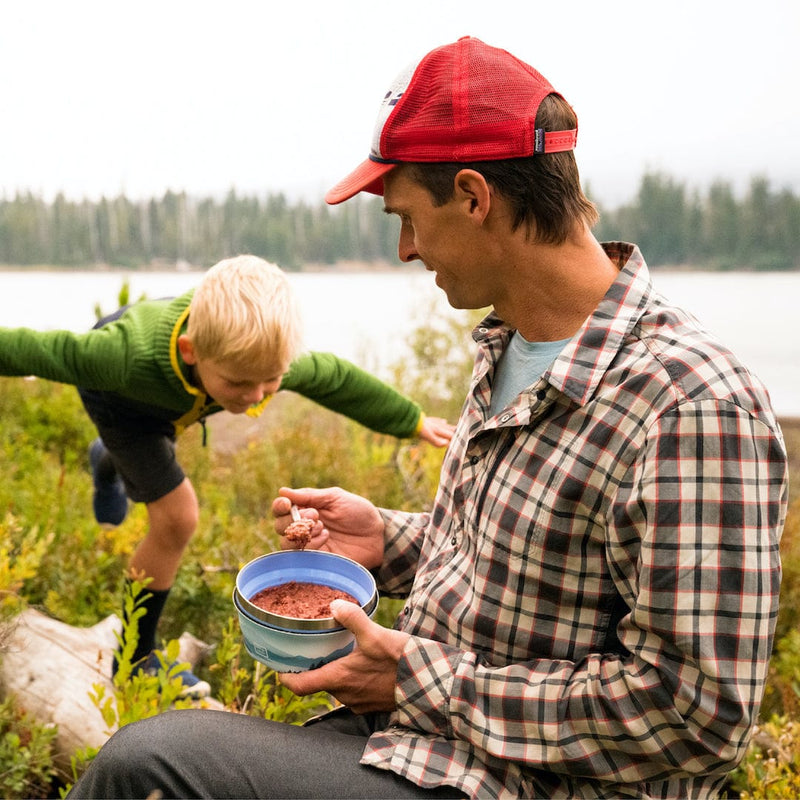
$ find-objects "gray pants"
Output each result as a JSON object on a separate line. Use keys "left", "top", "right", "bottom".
{"left": 68, "top": 707, "right": 467, "bottom": 799}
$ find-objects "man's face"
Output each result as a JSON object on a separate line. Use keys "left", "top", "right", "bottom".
{"left": 382, "top": 167, "right": 495, "bottom": 311}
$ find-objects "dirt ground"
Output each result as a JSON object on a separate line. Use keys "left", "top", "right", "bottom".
{"left": 203, "top": 394, "right": 291, "bottom": 455}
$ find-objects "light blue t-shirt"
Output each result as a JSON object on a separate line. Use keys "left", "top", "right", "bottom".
{"left": 489, "top": 331, "right": 570, "bottom": 416}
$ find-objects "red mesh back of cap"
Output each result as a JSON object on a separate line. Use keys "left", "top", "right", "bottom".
{"left": 379, "top": 37, "right": 559, "bottom": 162}
{"left": 326, "top": 37, "right": 576, "bottom": 204}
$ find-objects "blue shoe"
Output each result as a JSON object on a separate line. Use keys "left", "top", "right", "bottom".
{"left": 89, "top": 438, "right": 128, "bottom": 526}
{"left": 132, "top": 651, "right": 212, "bottom": 700}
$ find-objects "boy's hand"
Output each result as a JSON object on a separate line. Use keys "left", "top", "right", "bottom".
{"left": 272, "top": 487, "right": 385, "bottom": 569}
{"left": 417, "top": 415, "right": 455, "bottom": 447}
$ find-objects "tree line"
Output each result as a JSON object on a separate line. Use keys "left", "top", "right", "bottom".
{"left": 1, "top": 172, "right": 798, "bottom": 270}
{"left": 593, "top": 174, "right": 800, "bottom": 271}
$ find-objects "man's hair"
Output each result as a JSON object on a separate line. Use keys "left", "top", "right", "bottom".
{"left": 187, "top": 255, "right": 303, "bottom": 373}
{"left": 404, "top": 94, "right": 598, "bottom": 244}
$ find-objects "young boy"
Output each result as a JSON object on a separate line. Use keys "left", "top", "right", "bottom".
{"left": 0, "top": 255, "right": 453, "bottom": 696}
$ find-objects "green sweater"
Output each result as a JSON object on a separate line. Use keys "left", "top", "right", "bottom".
{"left": 0, "top": 292, "right": 423, "bottom": 438}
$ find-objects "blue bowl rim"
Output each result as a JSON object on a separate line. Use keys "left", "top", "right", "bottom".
{"left": 235, "top": 550, "right": 378, "bottom": 632}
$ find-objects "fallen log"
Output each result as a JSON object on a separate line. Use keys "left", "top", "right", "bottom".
{"left": 0, "top": 608, "right": 220, "bottom": 767}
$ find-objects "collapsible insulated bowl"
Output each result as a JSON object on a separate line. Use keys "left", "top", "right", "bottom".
{"left": 233, "top": 550, "right": 379, "bottom": 672}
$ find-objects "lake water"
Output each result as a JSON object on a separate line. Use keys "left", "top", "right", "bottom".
{"left": 1, "top": 269, "right": 798, "bottom": 418}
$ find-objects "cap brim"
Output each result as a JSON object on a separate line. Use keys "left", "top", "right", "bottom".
{"left": 325, "top": 159, "right": 397, "bottom": 205}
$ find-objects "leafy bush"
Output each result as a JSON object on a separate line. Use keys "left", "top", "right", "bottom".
{"left": 210, "top": 617, "right": 331, "bottom": 720}
{"left": 1, "top": 313, "right": 799, "bottom": 797}
{"left": 727, "top": 715, "right": 800, "bottom": 799}
{"left": 0, "top": 362, "right": 452, "bottom": 793}
{"left": 0, "top": 515, "right": 51, "bottom": 621}
{"left": 0, "top": 696, "right": 58, "bottom": 800}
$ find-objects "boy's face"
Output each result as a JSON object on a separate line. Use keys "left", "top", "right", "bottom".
{"left": 194, "top": 358, "right": 284, "bottom": 413}
{"left": 178, "top": 335, "right": 285, "bottom": 413}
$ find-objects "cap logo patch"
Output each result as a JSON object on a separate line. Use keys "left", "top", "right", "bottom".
{"left": 385, "top": 89, "right": 404, "bottom": 107}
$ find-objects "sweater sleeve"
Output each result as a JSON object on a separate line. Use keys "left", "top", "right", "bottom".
{"left": 0, "top": 325, "right": 133, "bottom": 390}
{"left": 278, "top": 351, "right": 422, "bottom": 438}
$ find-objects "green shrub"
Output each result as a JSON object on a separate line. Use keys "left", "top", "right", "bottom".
{"left": 211, "top": 617, "right": 332, "bottom": 720}
{"left": 0, "top": 696, "right": 58, "bottom": 800}
{"left": 1, "top": 316, "right": 799, "bottom": 798}
{"left": 727, "top": 715, "right": 800, "bottom": 799}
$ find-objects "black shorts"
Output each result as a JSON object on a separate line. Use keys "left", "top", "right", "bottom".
{"left": 79, "top": 388, "right": 186, "bottom": 504}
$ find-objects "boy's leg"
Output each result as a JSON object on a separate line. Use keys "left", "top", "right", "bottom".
{"left": 119, "top": 479, "right": 210, "bottom": 696}
{"left": 68, "top": 709, "right": 466, "bottom": 799}
{"left": 116, "top": 479, "right": 198, "bottom": 668}
{"left": 88, "top": 438, "right": 129, "bottom": 526}
{"left": 130, "top": 479, "right": 199, "bottom": 591}
{"left": 86, "top": 424, "right": 205, "bottom": 693}
{"left": 77, "top": 400, "right": 208, "bottom": 692}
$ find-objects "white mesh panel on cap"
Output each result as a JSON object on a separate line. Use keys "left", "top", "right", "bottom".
{"left": 370, "top": 57, "right": 422, "bottom": 159}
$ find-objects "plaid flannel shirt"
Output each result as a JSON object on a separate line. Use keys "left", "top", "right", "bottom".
{"left": 363, "top": 243, "right": 788, "bottom": 799}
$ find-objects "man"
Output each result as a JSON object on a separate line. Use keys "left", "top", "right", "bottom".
{"left": 70, "top": 36, "right": 788, "bottom": 799}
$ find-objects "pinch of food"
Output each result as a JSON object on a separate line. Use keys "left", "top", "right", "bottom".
{"left": 284, "top": 518, "right": 315, "bottom": 549}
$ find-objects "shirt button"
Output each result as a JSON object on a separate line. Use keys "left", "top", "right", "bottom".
{"left": 470, "top": 455, "right": 480, "bottom": 465}
{"left": 403, "top": 606, "right": 410, "bottom": 615}
{"left": 451, "top": 536, "right": 457, "bottom": 546}
{"left": 500, "top": 414, "right": 511, "bottom": 423}
{"left": 536, "top": 389, "right": 547, "bottom": 401}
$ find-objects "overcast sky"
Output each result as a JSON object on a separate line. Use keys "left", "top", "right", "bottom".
{"left": 1, "top": 0, "right": 797, "bottom": 209}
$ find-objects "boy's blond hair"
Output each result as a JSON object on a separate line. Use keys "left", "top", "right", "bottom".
{"left": 187, "top": 255, "right": 304, "bottom": 374}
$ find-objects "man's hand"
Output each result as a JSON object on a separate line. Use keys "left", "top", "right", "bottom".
{"left": 272, "top": 486, "right": 385, "bottom": 569}
{"left": 279, "top": 599, "right": 410, "bottom": 714}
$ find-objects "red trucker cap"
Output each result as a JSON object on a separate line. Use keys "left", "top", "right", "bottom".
{"left": 325, "top": 36, "right": 577, "bottom": 205}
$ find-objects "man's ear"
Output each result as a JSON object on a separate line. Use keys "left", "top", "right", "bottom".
{"left": 177, "top": 334, "right": 197, "bottom": 364}
{"left": 453, "top": 169, "right": 492, "bottom": 224}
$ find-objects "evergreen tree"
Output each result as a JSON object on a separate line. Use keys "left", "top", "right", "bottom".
{"left": 0, "top": 176, "right": 797, "bottom": 270}
{"left": 704, "top": 181, "right": 739, "bottom": 268}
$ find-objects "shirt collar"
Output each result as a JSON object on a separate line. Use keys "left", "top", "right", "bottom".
{"left": 472, "top": 242, "right": 652, "bottom": 409}
{"left": 552, "top": 242, "right": 651, "bottom": 407}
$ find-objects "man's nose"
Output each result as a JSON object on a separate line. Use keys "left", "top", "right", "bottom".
{"left": 398, "top": 224, "right": 420, "bottom": 263}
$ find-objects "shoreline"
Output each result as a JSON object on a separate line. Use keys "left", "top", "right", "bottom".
{"left": 0, "top": 259, "right": 413, "bottom": 274}
{"left": 2, "top": 261, "right": 799, "bottom": 275}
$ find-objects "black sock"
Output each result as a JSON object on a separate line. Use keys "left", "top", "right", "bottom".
{"left": 121, "top": 580, "right": 171, "bottom": 664}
